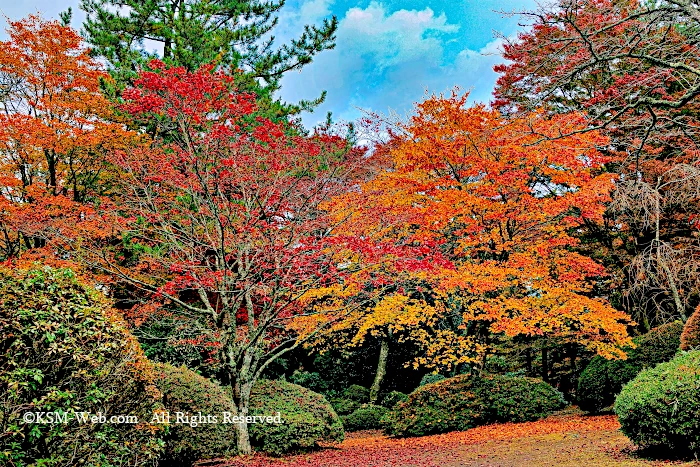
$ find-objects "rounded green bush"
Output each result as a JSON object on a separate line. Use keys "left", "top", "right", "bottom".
{"left": 485, "top": 375, "right": 567, "bottom": 423}
{"left": 634, "top": 321, "right": 684, "bottom": 366}
{"left": 343, "top": 384, "right": 370, "bottom": 402}
{"left": 577, "top": 321, "right": 684, "bottom": 413}
{"left": 156, "top": 365, "right": 343, "bottom": 458}
{"left": 419, "top": 373, "right": 446, "bottom": 386}
{"left": 342, "top": 404, "right": 389, "bottom": 431}
{"left": 380, "top": 390, "right": 408, "bottom": 408}
{"left": 153, "top": 363, "right": 237, "bottom": 466}
{"left": 614, "top": 350, "right": 700, "bottom": 457}
{"left": 384, "top": 374, "right": 564, "bottom": 437}
{"left": 0, "top": 267, "right": 164, "bottom": 467}
{"left": 288, "top": 370, "right": 330, "bottom": 394}
{"left": 576, "top": 357, "right": 642, "bottom": 413}
{"left": 249, "top": 379, "right": 344, "bottom": 455}
{"left": 330, "top": 397, "right": 360, "bottom": 416}
{"left": 384, "top": 374, "right": 487, "bottom": 437}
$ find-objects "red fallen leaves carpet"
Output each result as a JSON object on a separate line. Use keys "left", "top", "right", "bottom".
{"left": 202, "top": 415, "right": 700, "bottom": 467}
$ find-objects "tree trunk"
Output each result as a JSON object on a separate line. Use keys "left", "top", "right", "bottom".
{"left": 370, "top": 336, "right": 390, "bottom": 404}
{"left": 230, "top": 348, "right": 254, "bottom": 455}
{"left": 541, "top": 346, "right": 549, "bottom": 383}
{"left": 567, "top": 344, "right": 577, "bottom": 397}
{"left": 232, "top": 380, "right": 252, "bottom": 455}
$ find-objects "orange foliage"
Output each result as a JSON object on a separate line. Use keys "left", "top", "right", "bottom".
{"left": 681, "top": 305, "right": 700, "bottom": 351}
{"left": 326, "top": 91, "right": 633, "bottom": 368}
{"left": 0, "top": 15, "right": 134, "bottom": 266}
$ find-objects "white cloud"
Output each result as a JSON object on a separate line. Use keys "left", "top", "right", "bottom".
{"left": 339, "top": 2, "right": 458, "bottom": 70}
{"left": 299, "top": 0, "right": 334, "bottom": 21}
{"left": 276, "top": 1, "right": 508, "bottom": 127}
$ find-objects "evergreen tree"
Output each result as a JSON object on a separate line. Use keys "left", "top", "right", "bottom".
{"left": 80, "top": 0, "right": 337, "bottom": 117}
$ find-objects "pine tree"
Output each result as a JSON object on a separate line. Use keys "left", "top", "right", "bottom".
{"left": 80, "top": 0, "right": 337, "bottom": 116}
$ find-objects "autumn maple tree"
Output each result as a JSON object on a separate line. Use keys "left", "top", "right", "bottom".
{"left": 62, "top": 61, "right": 368, "bottom": 454}
{"left": 323, "top": 92, "right": 634, "bottom": 375}
{"left": 493, "top": 0, "right": 700, "bottom": 325}
{"left": 0, "top": 16, "right": 132, "bottom": 263}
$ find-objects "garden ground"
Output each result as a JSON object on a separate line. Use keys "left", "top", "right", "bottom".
{"left": 209, "top": 412, "right": 700, "bottom": 467}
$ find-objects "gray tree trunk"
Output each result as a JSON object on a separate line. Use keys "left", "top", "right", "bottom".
{"left": 370, "top": 336, "right": 390, "bottom": 404}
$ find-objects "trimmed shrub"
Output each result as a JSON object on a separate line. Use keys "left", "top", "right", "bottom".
{"left": 288, "top": 369, "right": 331, "bottom": 394}
{"left": 485, "top": 375, "right": 567, "bottom": 423}
{"left": 380, "top": 390, "right": 408, "bottom": 408}
{"left": 634, "top": 320, "right": 684, "bottom": 365}
{"left": 330, "top": 397, "right": 360, "bottom": 416}
{"left": 384, "top": 374, "right": 488, "bottom": 437}
{"left": 0, "top": 267, "right": 164, "bottom": 467}
{"left": 419, "top": 373, "right": 446, "bottom": 386}
{"left": 249, "top": 379, "right": 343, "bottom": 455}
{"left": 384, "top": 374, "right": 564, "bottom": 437}
{"left": 156, "top": 366, "right": 344, "bottom": 459}
{"left": 343, "top": 384, "right": 370, "bottom": 402}
{"left": 615, "top": 350, "right": 700, "bottom": 457}
{"left": 681, "top": 306, "right": 700, "bottom": 351}
{"left": 576, "top": 357, "right": 642, "bottom": 413}
{"left": 577, "top": 321, "right": 684, "bottom": 413}
{"left": 154, "top": 363, "right": 237, "bottom": 466}
{"left": 342, "top": 404, "right": 389, "bottom": 431}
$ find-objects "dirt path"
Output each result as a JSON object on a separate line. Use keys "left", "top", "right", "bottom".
{"left": 211, "top": 415, "right": 700, "bottom": 467}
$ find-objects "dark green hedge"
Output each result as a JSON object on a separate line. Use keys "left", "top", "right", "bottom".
{"left": 380, "top": 390, "right": 408, "bottom": 408}
{"left": 249, "top": 379, "right": 344, "bottom": 455}
{"left": 154, "top": 363, "right": 237, "bottom": 466}
{"left": 384, "top": 374, "right": 565, "bottom": 437}
{"left": 485, "top": 375, "right": 568, "bottom": 423}
{"left": 419, "top": 373, "right": 446, "bottom": 386}
{"left": 342, "top": 404, "right": 389, "bottom": 431}
{"left": 156, "top": 367, "right": 344, "bottom": 460}
{"left": 615, "top": 350, "right": 700, "bottom": 457}
{"left": 635, "top": 320, "right": 684, "bottom": 365}
{"left": 577, "top": 321, "right": 684, "bottom": 413}
{"left": 343, "top": 384, "right": 370, "bottom": 402}
{"left": 330, "top": 397, "right": 360, "bottom": 416}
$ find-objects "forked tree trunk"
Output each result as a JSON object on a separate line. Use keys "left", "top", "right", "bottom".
{"left": 369, "top": 336, "right": 390, "bottom": 404}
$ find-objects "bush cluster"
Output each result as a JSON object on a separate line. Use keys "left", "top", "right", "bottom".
{"left": 485, "top": 375, "right": 568, "bottom": 423}
{"left": 634, "top": 320, "right": 684, "bottom": 365}
{"left": 380, "top": 390, "right": 408, "bottom": 408}
{"left": 615, "top": 350, "right": 700, "bottom": 457}
{"left": 343, "top": 384, "right": 370, "bottom": 402}
{"left": 154, "top": 363, "right": 237, "bottom": 466}
{"left": 155, "top": 365, "right": 344, "bottom": 460}
{"left": 341, "top": 404, "right": 389, "bottom": 431}
{"left": 0, "top": 267, "right": 164, "bottom": 467}
{"left": 330, "top": 397, "right": 360, "bottom": 416}
{"left": 288, "top": 369, "right": 331, "bottom": 395}
{"left": 384, "top": 374, "right": 566, "bottom": 437}
{"left": 249, "top": 379, "right": 344, "bottom": 455}
{"left": 419, "top": 373, "right": 446, "bottom": 386}
{"left": 681, "top": 306, "right": 700, "bottom": 351}
{"left": 577, "top": 321, "right": 683, "bottom": 413}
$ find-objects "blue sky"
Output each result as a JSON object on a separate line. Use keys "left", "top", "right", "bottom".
{"left": 0, "top": 0, "right": 537, "bottom": 127}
